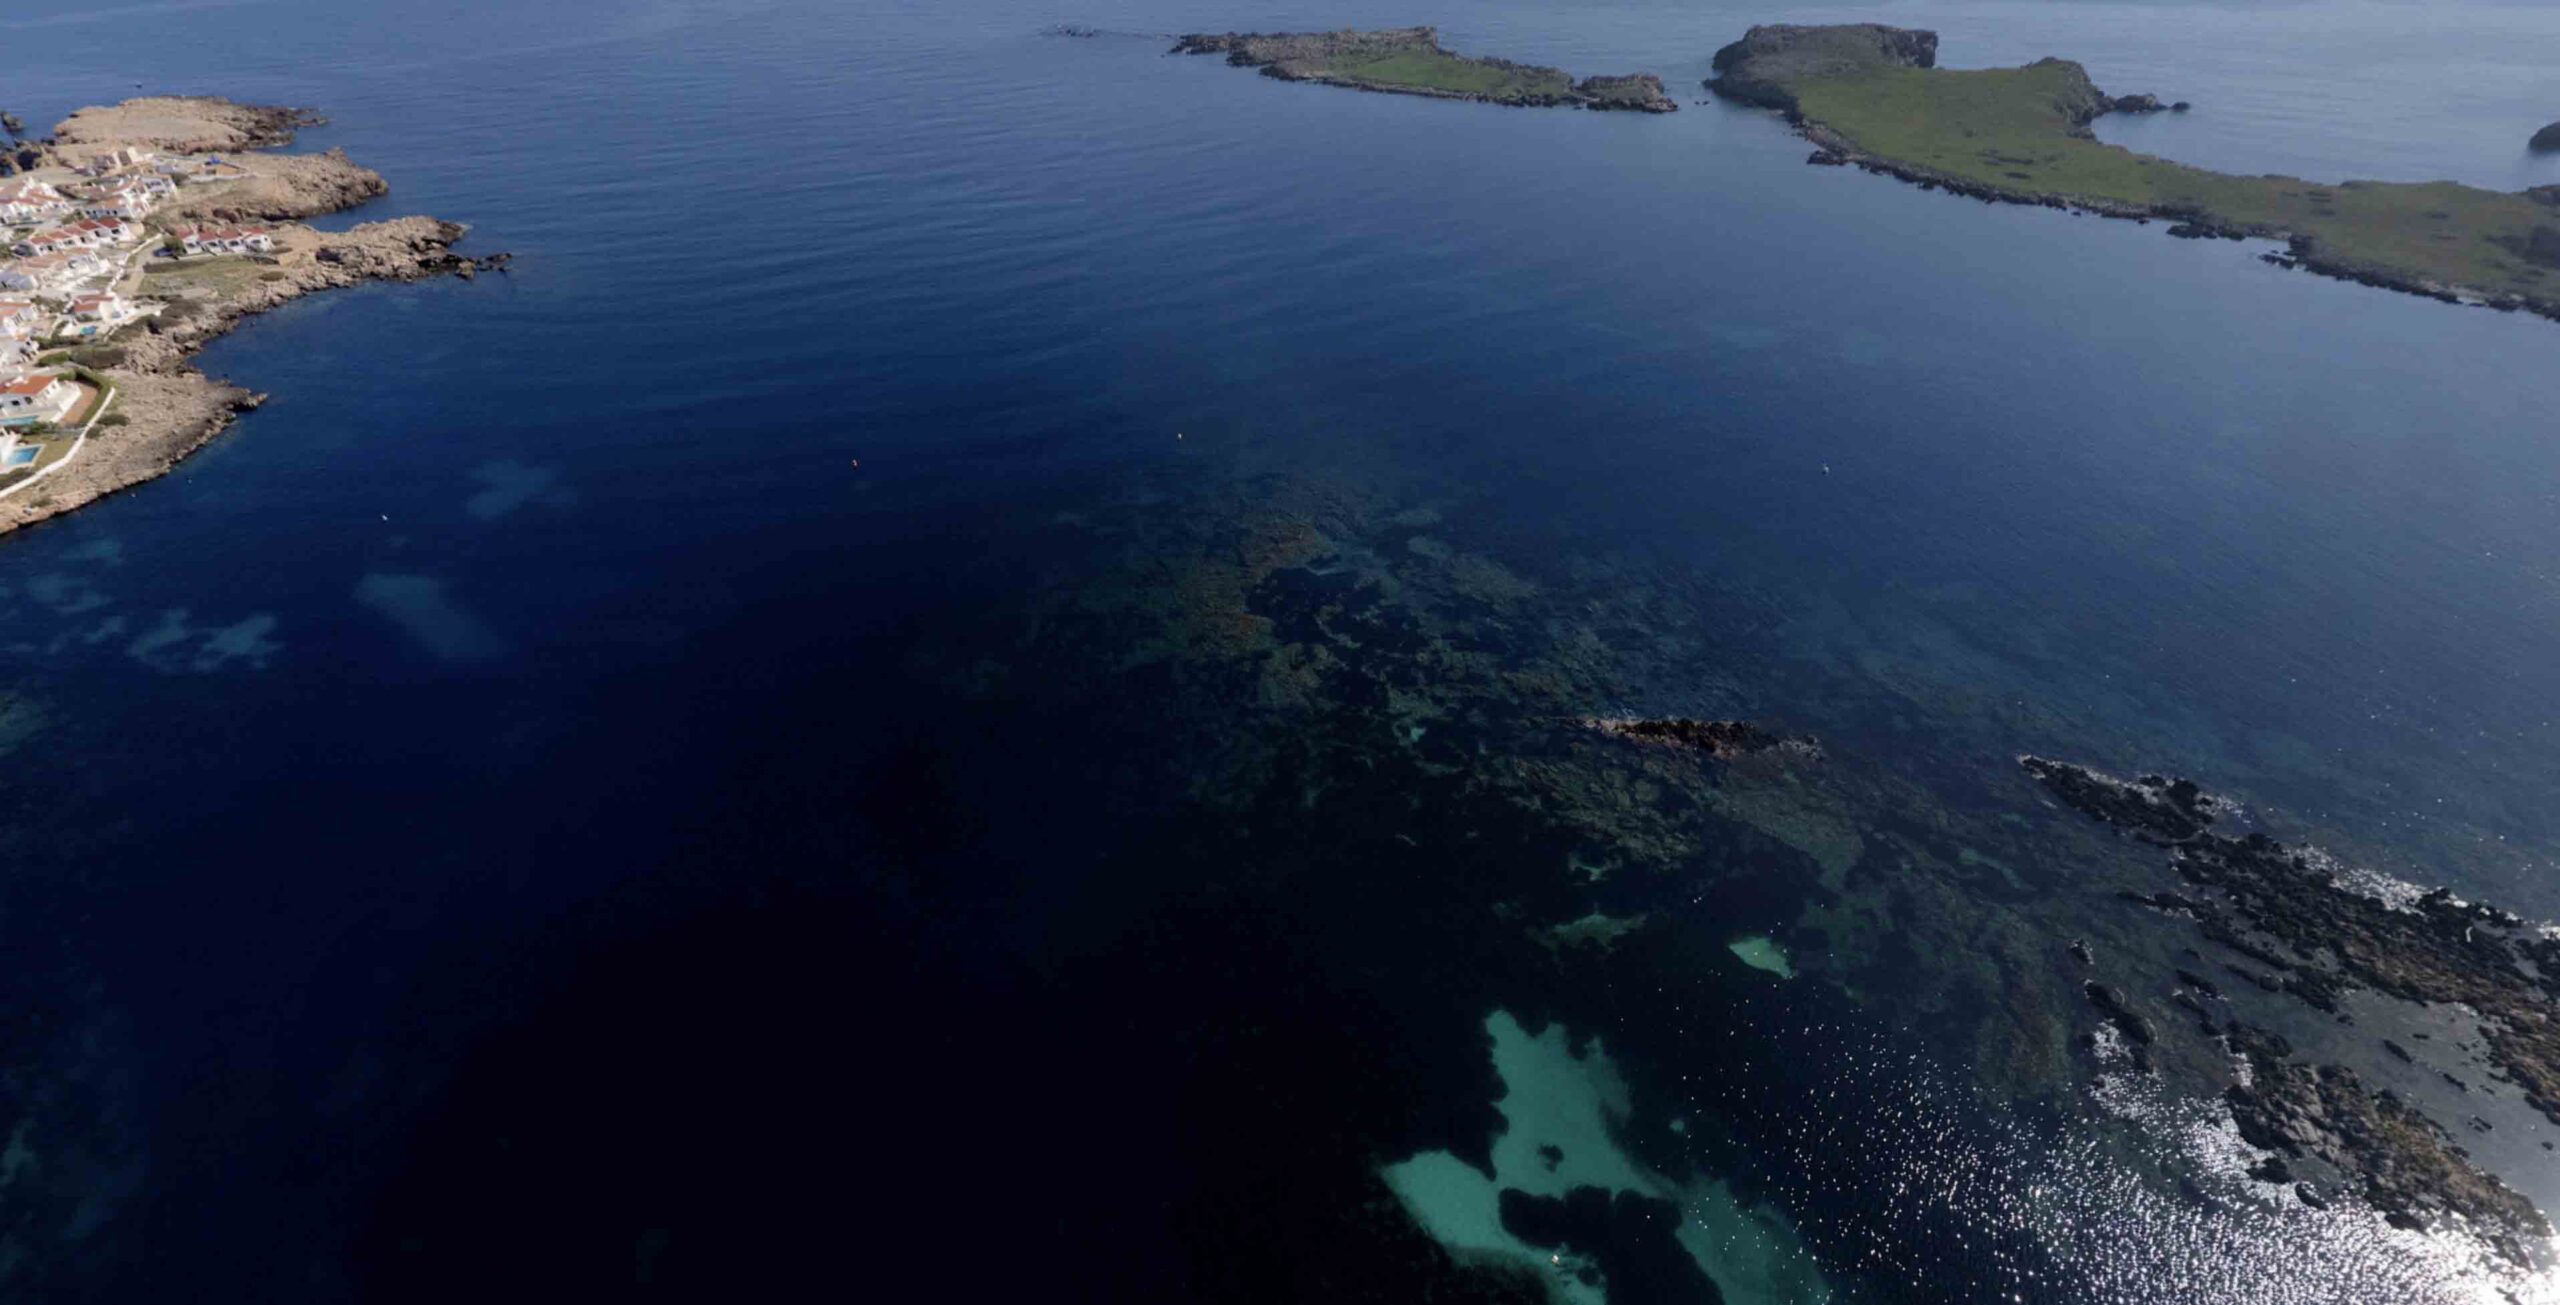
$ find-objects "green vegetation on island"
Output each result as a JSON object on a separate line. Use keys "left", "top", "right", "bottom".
{"left": 1709, "top": 24, "right": 2560, "bottom": 321}
{"left": 1173, "top": 28, "right": 1676, "bottom": 113}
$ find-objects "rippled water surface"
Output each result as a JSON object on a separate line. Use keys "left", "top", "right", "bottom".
{"left": 4, "top": 0, "right": 2560, "bottom": 1299}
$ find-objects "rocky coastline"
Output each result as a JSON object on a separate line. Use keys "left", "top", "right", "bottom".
{"left": 1707, "top": 24, "right": 2560, "bottom": 328}
{"left": 0, "top": 100, "right": 504, "bottom": 538}
{"left": 2024, "top": 755, "right": 2560, "bottom": 1262}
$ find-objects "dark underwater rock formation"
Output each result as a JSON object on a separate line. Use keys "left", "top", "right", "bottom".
{"left": 1585, "top": 717, "right": 1817, "bottom": 761}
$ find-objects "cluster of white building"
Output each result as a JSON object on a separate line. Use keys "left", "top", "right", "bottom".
{"left": 0, "top": 150, "right": 240, "bottom": 436}
{"left": 0, "top": 144, "right": 270, "bottom": 399}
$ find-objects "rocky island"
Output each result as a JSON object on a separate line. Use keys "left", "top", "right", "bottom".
{"left": 1707, "top": 24, "right": 2560, "bottom": 324}
{"left": 0, "top": 97, "right": 502, "bottom": 536}
{"left": 1173, "top": 28, "right": 1676, "bottom": 113}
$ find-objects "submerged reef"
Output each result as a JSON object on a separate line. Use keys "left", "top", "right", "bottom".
{"left": 898, "top": 459, "right": 2550, "bottom": 1293}
{"left": 1497, "top": 1186, "right": 1725, "bottom": 1304}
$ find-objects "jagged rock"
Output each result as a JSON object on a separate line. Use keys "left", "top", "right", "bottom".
{"left": 1586, "top": 717, "right": 1817, "bottom": 761}
{"left": 2221, "top": 1022, "right": 2546, "bottom": 1263}
{"left": 2084, "top": 982, "right": 2155, "bottom": 1049}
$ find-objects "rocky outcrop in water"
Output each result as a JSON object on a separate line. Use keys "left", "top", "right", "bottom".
{"left": 2221, "top": 1024, "right": 2548, "bottom": 1264}
{"left": 2023, "top": 755, "right": 2560, "bottom": 1263}
{"left": 1572, "top": 73, "right": 1678, "bottom": 114}
{"left": 2532, "top": 122, "right": 2560, "bottom": 154}
{"left": 2101, "top": 92, "right": 2183, "bottom": 116}
{"left": 1706, "top": 23, "right": 1937, "bottom": 113}
{"left": 2022, "top": 757, "right": 2560, "bottom": 1130}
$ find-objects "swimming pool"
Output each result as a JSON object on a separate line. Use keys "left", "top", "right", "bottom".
{"left": 4, "top": 446, "right": 40, "bottom": 468}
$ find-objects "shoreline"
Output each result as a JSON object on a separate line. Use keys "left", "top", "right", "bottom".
{"left": 0, "top": 96, "right": 504, "bottom": 537}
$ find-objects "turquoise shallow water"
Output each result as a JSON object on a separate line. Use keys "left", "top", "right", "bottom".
{"left": 5, "top": 0, "right": 2560, "bottom": 1298}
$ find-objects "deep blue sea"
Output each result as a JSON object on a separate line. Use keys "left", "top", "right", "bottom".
{"left": 7, "top": 0, "right": 2560, "bottom": 1299}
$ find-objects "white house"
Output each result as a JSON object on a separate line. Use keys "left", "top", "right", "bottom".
{"left": 80, "top": 146, "right": 153, "bottom": 176}
{"left": 67, "top": 217, "right": 138, "bottom": 246}
{"left": 0, "top": 181, "right": 71, "bottom": 225}
{"left": 0, "top": 373, "right": 77, "bottom": 427}
{"left": 77, "top": 192, "right": 154, "bottom": 221}
{"left": 0, "top": 315, "right": 33, "bottom": 372}
{"left": 175, "top": 224, "right": 278, "bottom": 255}
{"left": 12, "top": 228, "right": 89, "bottom": 258}
{"left": 66, "top": 293, "right": 135, "bottom": 336}
{"left": 2, "top": 251, "right": 104, "bottom": 291}
{"left": 0, "top": 300, "right": 37, "bottom": 334}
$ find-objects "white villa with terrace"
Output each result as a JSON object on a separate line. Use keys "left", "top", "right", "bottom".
{"left": 76, "top": 192, "right": 154, "bottom": 221}
{"left": 66, "top": 292, "right": 137, "bottom": 336}
{"left": 12, "top": 227, "right": 91, "bottom": 258}
{"left": 0, "top": 373, "right": 77, "bottom": 428}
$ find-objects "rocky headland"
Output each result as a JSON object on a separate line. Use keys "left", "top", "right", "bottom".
{"left": 2534, "top": 122, "right": 2560, "bottom": 155}
{"left": 0, "top": 99, "right": 503, "bottom": 537}
{"left": 1707, "top": 23, "right": 2560, "bottom": 326}
{"left": 1173, "top": 28, "right": 1676, "bottom": 112}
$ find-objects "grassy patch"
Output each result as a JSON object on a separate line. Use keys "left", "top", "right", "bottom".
{"left": 1787, "top": 59, "right": 2560, "bottom": 303}
{"left": 1326, "top": 49, "right": 1571, "bottom": 99}
{"left": 143, "top": 255, "right": 272, "bottom": 295}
